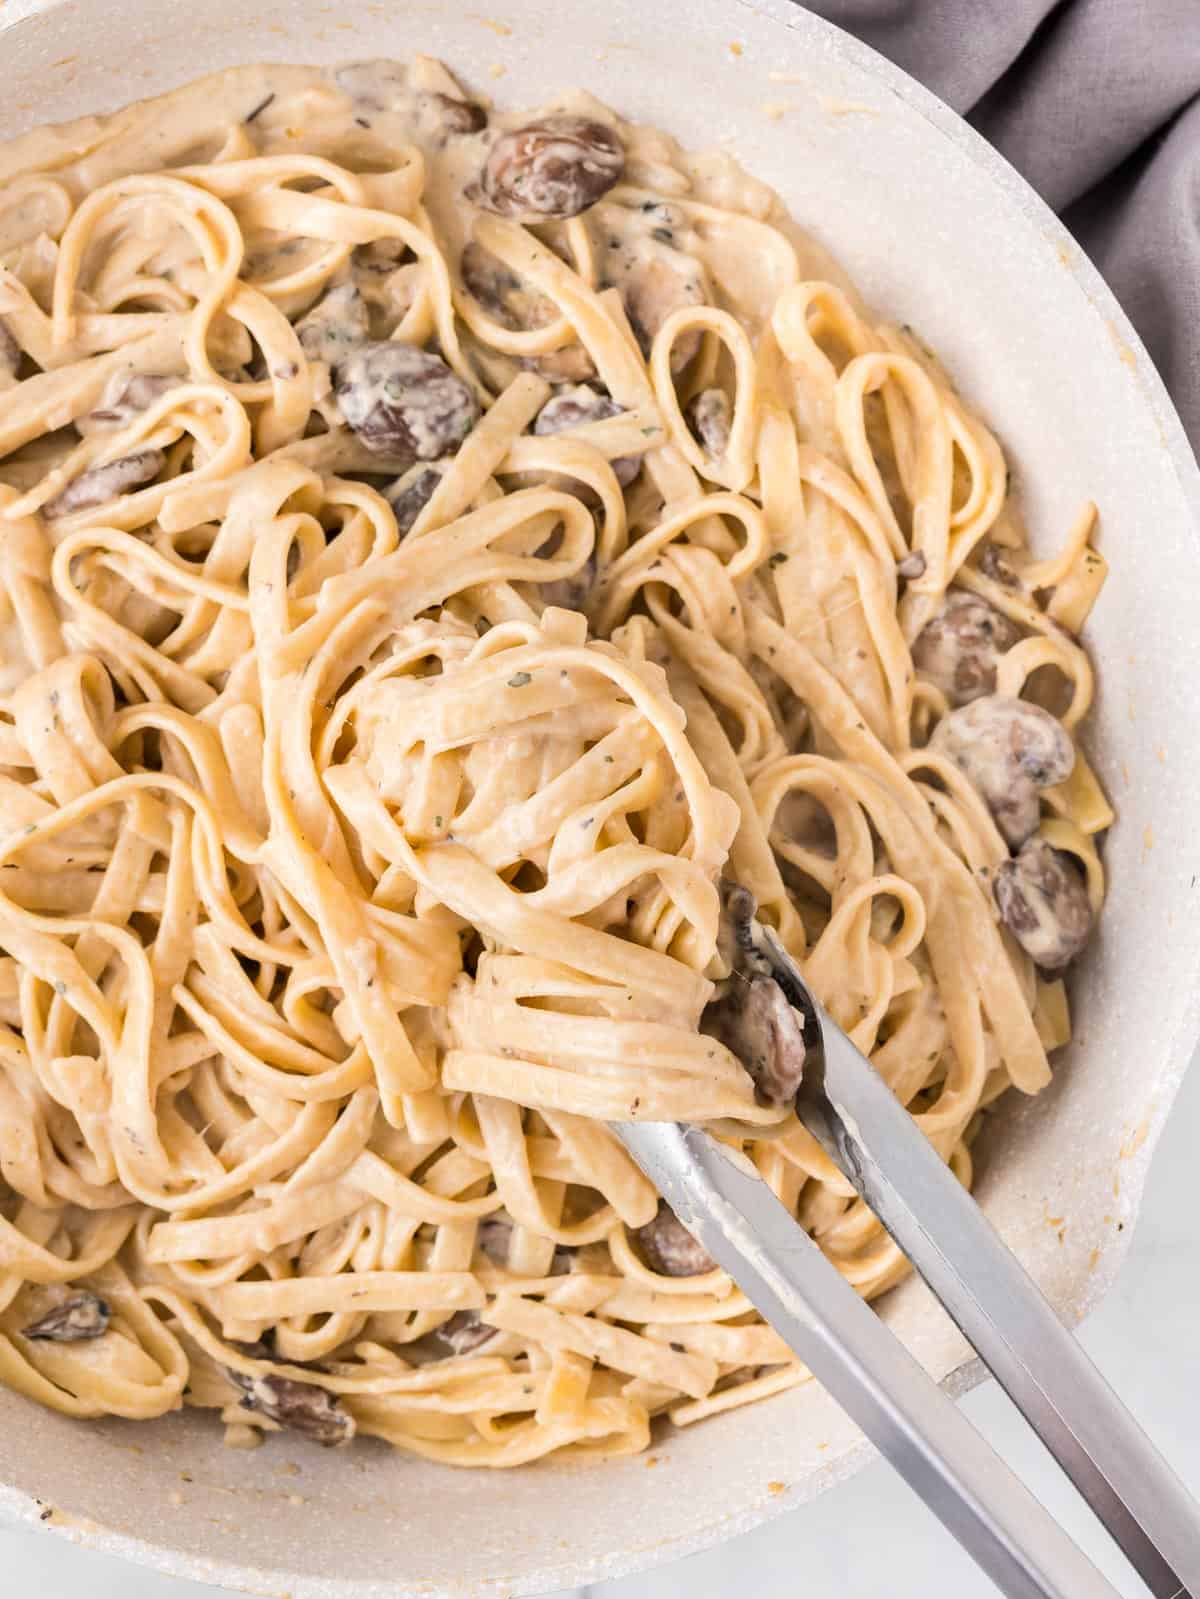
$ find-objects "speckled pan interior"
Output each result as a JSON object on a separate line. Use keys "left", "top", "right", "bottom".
{"left": 1, "top": 2, "right": 1199, "bottom": 1594}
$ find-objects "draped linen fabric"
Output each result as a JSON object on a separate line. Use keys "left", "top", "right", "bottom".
{"left": 806, "top": 0, "right": 1200, "bottom": 446}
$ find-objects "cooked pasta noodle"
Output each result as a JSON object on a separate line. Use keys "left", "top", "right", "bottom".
{"left": 0, "top": 55, "right": 1109, "bottom": 1465}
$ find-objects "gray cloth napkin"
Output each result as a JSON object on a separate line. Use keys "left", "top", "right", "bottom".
{"left": 804, "top": 0, "right": 1200, "bottom": 448}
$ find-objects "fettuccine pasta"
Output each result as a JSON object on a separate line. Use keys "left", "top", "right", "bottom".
{"left": 0, "top": 55, "right": 1110, "bottom": 1465}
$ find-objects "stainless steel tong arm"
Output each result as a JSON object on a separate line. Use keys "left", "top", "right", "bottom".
{"left": 793, "top": 985, "right": 1200, "bottom": 1599}
{"left": 617, "top": 1118, "right": 1124, "bottom": 1599}
{"left": 612, "top": 922, "right": 1200, "bottom": 1599}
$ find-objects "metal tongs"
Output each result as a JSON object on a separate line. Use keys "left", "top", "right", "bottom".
{"left": 614, "top": 905, "right": 1200, "bottom": 1599}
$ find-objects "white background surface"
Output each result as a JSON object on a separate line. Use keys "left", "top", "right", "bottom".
{"left": 3, "top": 1054, "right": 1198, "bottom": 1599}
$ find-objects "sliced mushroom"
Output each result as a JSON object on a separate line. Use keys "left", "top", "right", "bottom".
{"left": 334, "top": 341, "right": 478, "bottom": 460}
{"left": 428, "top": 93, "right": 487, "bottom": 136}
{"left": 533, "top": 385, "right": 640, "bottom": 487}
{"left": 461, "top": 241, "right": 554, "bottom": 333}
{"left": 460, "top": 242, "right": 595, "bottom": 383}
{"left": 685, "top": 387, "right": 731, "bottom": 459}
{"left": 22, "top": 1292, "right": 111, "bottom": 1342}
{"left": 912, "top": 591, "right": 1019, "bottom": 707}
{"left": 897, "top": 550, "right": 926, "bottom": 581}
{"left": 631, "top": 1201, "right": 715, "bottom": 1277}
{"left": 620, "top": 251, "right": 706, "bottom": 372}
{"left": 404, "top": 1309, "right": 498, "bottom": 1363}
{"left": 227, "top": 1364, "right": 355, "bottom": 1447}
{"left": 537, "top": 552, "right": 597, "bottom": 615}
{"left": 534, "top": 384, "right": 619, "bottom": 432}
{"left": 354, "top": 239, "right": 410, "bottom": 280}
{"left": 993, "top": 837, "right": 1093, "bottom": 970}
{"left": 978, "top": 544, "right": 1020, "bottom": 588}
{"left": 351, "top": 249, "right": 424, "bottom": 340}
{"left": 480, "top": 116, "right": 624, "bottom": 221}
{"left": 476, "top": 1215, "right": 513, "bottom": 1265}
{"left": 433, "top": 1309, "right": 497, "bottom": 1355}
{"left": 296, "top": 282, "right": 370, "bottom": 367}
{"left": 77, "top": 372, "right": 177, "bottom": 435}
{"left": 703, "top": 966, "right": 808, "bottom": 1107}
{"left": 476, "top": 1214, "right": 575, "bottom": 1275}
{"left": 386, "top": 461, "right": 449, "bottom": 535}
{"left": 335, "top": 61, "right": 486, "bottom": 139}
{"left": 43, "top": 449, "right": 165, "bottom": 519}
{"left": 529, "top": 344, "right": 597, "bottom": 383}
{"left": 930, "top": 693, "right": 1075, "bottom": 847}
{"left": 699, "top": 879, "right": 808, "bottom": 1108}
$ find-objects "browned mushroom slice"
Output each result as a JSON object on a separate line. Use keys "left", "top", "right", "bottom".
{"left": 994, "top": 837, "right": 1093, "bottom": 970}
{"left": 533, "top": 385, "right": 640, "bottom": 487}
{"left": 296, "top": 282, "right": 370, "bottom": 367}
{"left": 536, "top": 553, "right": 597, "bottom": 615}
{"left": 480, "top": 117, "right": 624, "bottom": 221}
{"left": 461, "top": 241, "right": 553, "bottom": 332}
{"left": 22, "top": 1292, "right": 110, "bottom": 1342}
{"left": 43, "top": 449, "right": 165, "bottom": 519}
{"left": 529, "top": 344, "right": 597, "bottom": 383}
{"left": 476, "top": 1215, "right": 513, "bottom": 1265}
{"left": 930, "top": 694, "right": 1075, "bottom": 848}
{"left": 386, "top": 461, "right": 449, "bottom": 535}
{"left": 631, "top": 1201, "right": 715, "bottom": 1277}
{"left": 897, "top": 550, "right": 927, "bottom": 581}
{"left": 699, "top": 878, "right": 809, "bottom": 1108}
{"left": 620, "top": 252, "right": 706, "bottom": 372}
{"left": 79, "top": 372, "right": 177, "bottom": 434}
{"left": 461, "top": 242, "right": 595, "bottom": 383}
{"left": 404, "top": 1309, "right": 499, "bottom": 1363}
{"left": 978, "top": 544, "right": 1021, "bottom": 587}
{"left": 354, "top": 239, "right": 410, "bottom": 280}
{"left": 335, "top": 61, "right": 486, "bottom": 139}
{"left": 685, "top": 387, "right": 731, "bottom": 459}
{"left": 428, "top": 93, "right": 487, "bottom": 135}
{"left": 476, "top": 1215, "right": 575, "bottom": 1275}
{"left": 227, "top": 1364, "right": 355, "bottom": 1447}
{"left": 334, "top": 341, "right": 478, "bottom": 459}
{"left": 432, "top": 1309, "right": 497, "bottom": 1355}
{"left": 702, "top": 966, "right": 807, "bottom": 1107}
{"left": 912, "top": 591, "right": 1019, "bottom": 707}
